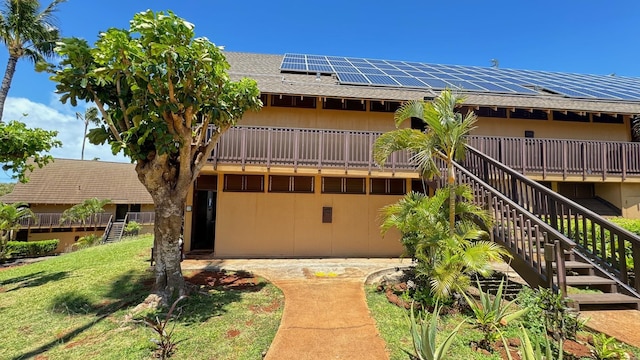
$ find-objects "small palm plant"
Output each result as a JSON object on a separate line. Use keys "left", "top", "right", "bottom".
{"left": 462, "top": 277, "right": 528, "bottom": 349}
{"left": 381, "top": 185, "right": 509, "bottom": 302}
{"left": 408, "top": 302, "right": 465, "bottom": 360}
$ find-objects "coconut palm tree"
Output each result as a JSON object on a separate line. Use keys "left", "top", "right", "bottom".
{"left": 0, "top": 201, "right": 34, "bottom": 258}
{"left": 380, "top": 186, "right": 508, "bottom": 300}
{"left": 76, "top": 106, "right": 99, "bottom": 160}
{"left": 374, "top": 89, "right": 477, "bottom": 235}
{"left": 0, "top": 0, "right": 66, "bottom": 121}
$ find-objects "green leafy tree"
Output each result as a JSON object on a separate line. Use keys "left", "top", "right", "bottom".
{"left": 0, "top": 120, "right": 60, "bottom": 182}
{"left": 60, "top": 197, "right": 111, "bottom": 233}
{"left": 381, "top": 186, "right": 508, "bottom": 300}
{"left": 51, "top": 10, "right": 261, "bottom": 302}
{"left": 76, "top": 106, "right": 99, "bottom": 160}
{"left": 0, "top": 201, "right": 34, "bottom": 259}
{"left": 0, "top": 182, "right": 13, "bottom": 195}
{"left": 374, "top": 89, "right": 477, "bottom": 234}
{"left": 0, "top": 0, "right": 66, "bottom": 121}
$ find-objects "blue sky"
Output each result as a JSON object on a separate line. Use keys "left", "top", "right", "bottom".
{"left": 1, "top": 0, "right": 639, "bottom": 181}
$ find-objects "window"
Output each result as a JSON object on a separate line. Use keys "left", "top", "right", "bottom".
{"left": 271, "top": 95, "right": 316, "bottom": 109}
{"left": 509, "top": 108, "right": 548, "bottom": 120}
{"left": 321, "top": 177, "right": 365, "bottom": 194}
{"left": 269, "top": 175, "right": 314, "bottom": 193}
{"left": 553, "top": 111, "right": 589, "bottom": 122}
{"left": 475, "top": 107, "right": 508, "bottom": 118}
{"left": 593, "top": 113, "right": 624, "bottom": 124}
{"left": 370, "top": 178, "right": 406, "bottom": 195}
{"left": 322, "top": 97, "right": 366, "bottom": 111}
{"left": 370, "top": 100, "right": 401, "bottom": 113}
{"left": 224, "top": 174, "right": 264, "bottom": 192}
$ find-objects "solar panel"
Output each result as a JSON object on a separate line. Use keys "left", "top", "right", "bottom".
{"left": 280, "top": 53, "right": 640, "bottom": 100}
{"left": 365, "top": 74, "right": 398, "bottom": 86}
{"left": 337, "top": 72, "right": 369, "bottom": 84}
{"left": 394, "top": 76, "right": 428, "bottom": 87}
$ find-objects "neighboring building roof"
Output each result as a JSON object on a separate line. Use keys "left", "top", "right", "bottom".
{"left": 1, "top": 159, "right": 153, "bottom": 205}
{"left": 225, "top": 52, "right": 640, "bottom": 115}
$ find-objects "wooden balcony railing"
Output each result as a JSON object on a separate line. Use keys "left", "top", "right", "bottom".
{"left": 209, "top": 126, "right": 414, "bottom": 173}
{"left": 126, "top": 211, "right": 155, "bottom": 225}
{"left": 18, "top": 212, "right": 113, "bottom": 229}
{"left": 468, "top": 135, "right": 640, "bottom": 180}
{"left": 208, "top": 127, "right": 640, "bottom": 179}
{"left": 18, "top": 212, "right": 155, "bottom": 229}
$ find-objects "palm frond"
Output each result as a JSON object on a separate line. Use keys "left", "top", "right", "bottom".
{"left": 393, "top": 99, "right": 425, "bottom": 128}
{"left": 373, "top": 128, "right": 429, "bottom": 167}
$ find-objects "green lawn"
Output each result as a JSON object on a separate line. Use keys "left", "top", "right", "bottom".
{"left": 0, "top": 235, "right": 283, "bottom": 360}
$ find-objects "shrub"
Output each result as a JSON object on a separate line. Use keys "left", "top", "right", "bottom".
{"left": 124, "top": 221, "right": 142, "bottom": 236}
{"left": 6, "top": 239, "right": 59, "bottom": 258}
{"left": 74, "top": 234, "right": 101, "bottom": 249}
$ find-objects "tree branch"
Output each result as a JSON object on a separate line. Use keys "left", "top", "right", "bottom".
{"left": 87, "top": 85, "right": 122, "bottom": 143}
{"left": 115, "top": 75, "right": 131, "bottom": 131}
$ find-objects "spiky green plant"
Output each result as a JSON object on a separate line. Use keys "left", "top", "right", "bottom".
{"left": 408, "top": 302, "right": 464, "bottom": 360}
{"left": 515, "top": 325, "right": 563, "bottom": 360}
{"left": 462, "top": 278, "right": 528, "bottom": 348}
{"left": 592, "top": 333, "right": 628, "bottom": 360}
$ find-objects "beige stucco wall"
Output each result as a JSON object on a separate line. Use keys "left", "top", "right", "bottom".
{"left": 594, "top": 182, "right": 623, "bottom": 210}
{"left": 26, "top": 229, "right": 100, "bottom": 253}
{"left": 239, "top": 105, "right": 398, "bottom": 132}
{"left": 188, "top": 173, "right": 403, "bottom": 258}
{"left": 28, "top": 203, "right": 119, "bottom": 216}
{"left": 474, "top": 117, "right": 629, "bottom": 141}
{"left": 620, "top": 183, "right": 640, "bottom": 218}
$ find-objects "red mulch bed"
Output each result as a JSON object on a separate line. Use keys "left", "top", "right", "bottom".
{"left": 184, "top": 270, "right": 261, "bottom": 291}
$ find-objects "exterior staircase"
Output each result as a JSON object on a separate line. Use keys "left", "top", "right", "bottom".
{"left": 450, "top": 145, "right": 640, "bottom": 310}
{"left": 103, "top": 220, "right": 125, "bottom": 243}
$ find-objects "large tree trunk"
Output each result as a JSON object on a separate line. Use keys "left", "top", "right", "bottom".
{"left": 0, "top": 55, "right": 19, "bottom": 122}
{"left": 152, "top": 196, "right": 186, "bottom": 302}
{"left": 137, "top": 157, "right": 190, "bottom": 305}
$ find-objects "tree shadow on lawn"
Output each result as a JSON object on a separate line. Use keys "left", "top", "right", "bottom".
{"left": 178, "top": 269, "right": 267, "bottom": 324}
{"left": 13, "top": 270, "right": 153, "bottom": 360}
{"left": 0, "top": 270, "right": 69, "bottom": 292}
{"left": 14, "top": 269, "right": 269, "bottom": 359}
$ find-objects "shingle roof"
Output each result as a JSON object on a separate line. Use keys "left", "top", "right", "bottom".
{"left": 225, "top": 52, "right": 640, "bottom": 114}
{"left": 1, "top": 159, "right": 153, "bottom": 205}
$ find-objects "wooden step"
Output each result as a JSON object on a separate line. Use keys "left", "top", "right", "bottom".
{"left": 568, "top": 293, "right": 640, "bottom": 310}
{"left": 547, "top": 261, "right": 595, "bottom": 275}
{"left": 566, "top": 275, "right": 617, "bottom": 292}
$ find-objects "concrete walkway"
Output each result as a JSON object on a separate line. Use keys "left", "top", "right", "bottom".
{"left": 181, "top": 257, "right": 640, "bottom": 355}
{"left": 181, "top": 258, "right": 410, "bottom": 359}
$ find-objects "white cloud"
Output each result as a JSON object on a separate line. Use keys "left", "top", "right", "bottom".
{"left": 0, "top": 96, "right": 129, "bottom": 182}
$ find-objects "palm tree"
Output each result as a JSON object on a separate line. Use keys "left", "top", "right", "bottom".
{"left": 0, "top": 0, "right": 66, "bottom": 121}
{"left": 374, "top": 89, "right": 477, "bottom": 235}
{"left": 60, "top": 197, "right": 111, "bottom": 233}
{"left": 76, "top": 106, "right": 99, "bottom": 160}
{"left": 380, "top": 186, "right": 508, "bottom": 300}
{"left": 0, "top": 201, "right": 34, "bottom": 258}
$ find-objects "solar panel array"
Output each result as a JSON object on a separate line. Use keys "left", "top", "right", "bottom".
{"left": 280, "top": 53, "right": 640, "bottom": 101}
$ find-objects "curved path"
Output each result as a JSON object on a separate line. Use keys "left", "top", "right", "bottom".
{"left": 182, "top": 258, "right": 408, "bottom": 359}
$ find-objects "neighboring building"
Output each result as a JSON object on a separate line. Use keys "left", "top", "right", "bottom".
{"left": 1, "top": 159, "right": 154, "bottom": 252}
{"left": 181, "top": 52, "right": 640, "bottom": 258}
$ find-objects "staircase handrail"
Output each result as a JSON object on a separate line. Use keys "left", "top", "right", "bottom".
{"left": 464, "top": 144, "right": 640, "bottom": 293}
{"left": 448, "top": 160, "right": 574, "bottom": 293}
{"left": 101, "top": 215, "right": 113, "bottom": 243}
